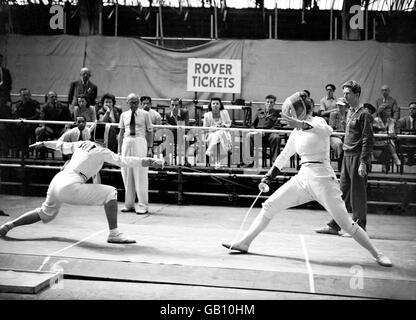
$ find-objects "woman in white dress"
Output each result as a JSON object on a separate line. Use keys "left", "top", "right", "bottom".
{"left": 203, "top": 97, "right": 232, "bottom": 163}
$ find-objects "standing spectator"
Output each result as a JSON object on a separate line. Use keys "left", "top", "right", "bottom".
{"left": 36, "top": 91, "right": 72, "bottom": 142}
{"left": 73, "top": 94, "right": 97, "bottom": 122}
{"left": 397, "top": 102, "right": 416, "bottom": 165}
{"left": 319, "top": 84, "right": 337, "bottom": 123}
{"left": 140, "top": 96, "right": 162, "bottom": 125}
{"left": 375, "top": 85, "right": 399, "bottom": 121}
{"left": 0, "top": 53, "right": 13, "bottom": 157}
{"left": 96, "top": 93, "right": 122, "bottom": 153}
{"left": 12, "top": 88, "right": 40, "bottom": 155}
{"left": 203, "top": 97, "right": 232, "bottom": 165}
{"left": 68, "top": 67, "right": 97, "bottom": 115}
{"left": 246, "top": 94, "right": 283, "bottom": 167}
{"left": 0, "top": 53, "right": 12, "bottom": 109}
{"left": 316, "top": 80, "right": 374, "bottom": 235}
{"left": 373, "top": 104, "right": 401, "bottom": 166}
{"left": 118, "top": 93, "right": 154, "bottom": 215}
{"left": 329, "top": 97, "right": 348, "bottom": 160}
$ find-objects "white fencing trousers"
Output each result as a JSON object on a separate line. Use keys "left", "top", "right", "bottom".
{"left": 37, "top": 170, "right": 117, "bottom": 223}
{"left": 121, "top": 136, "right": 148, "bottom": 210}
{"left": 262, "top": 164, "right": 358, "bottom": 234}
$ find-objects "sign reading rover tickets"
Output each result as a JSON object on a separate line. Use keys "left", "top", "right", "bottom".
{"left": 187, "top": 58, "right": 241, "bottom": 94}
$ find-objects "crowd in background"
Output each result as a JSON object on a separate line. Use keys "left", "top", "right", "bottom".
{"left": 0, "top": 61, "right": 415, "bottom": 170}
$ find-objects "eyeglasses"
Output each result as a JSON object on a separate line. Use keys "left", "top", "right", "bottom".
{"left": 77, "top": 120, "right": 86, "bottom": 123}
{"left": 128, "top": 101, "right": 139, "bottom": 105}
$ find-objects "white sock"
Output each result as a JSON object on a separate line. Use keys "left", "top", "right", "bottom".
{"left": 109, "top": 228, "right": 119, "bottom": 236}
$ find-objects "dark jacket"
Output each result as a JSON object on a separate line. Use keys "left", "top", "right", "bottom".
{"left": 343, "top": 106, "right": 374, "bottom": 164}
{"left": 68, "top": 80, "right": 97, "bottom": 107}
{"left": 0, "top": 67, "right": 12, "bottom": 102}
{"left": 252, "top": 107, "right": 282, "bottom": 130}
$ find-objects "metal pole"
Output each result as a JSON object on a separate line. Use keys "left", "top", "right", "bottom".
{"left": 115, "top": 3, "right": 118, "bottom": 36}
{"left": 214, "top": 4, "right": 218, "bottom": 39}
{"left": 373, "top": 17, "right": 376, "bottom": 40}
{"left": 210, "top": 14, "right": 213, "bottom": 39}
{"left": 63, "top": 7, "right": 67, "bottom": 34}
{"left": 330, "top": 1, "right": 334, "bottom": 40}
{"left": 158, "top": 2, "right": 164, "bottom": 47}
{"left": 334, "top": 17, "right": 337, "bottom": 40}
{"left": 365, "top": 6, "right": 369, "bottom": 40}
{"left": 269, "top": 15, "right": 272, "bottom": 39}
{"left": 156, "top": 12, "right": 159, "bottom": 46}
{"left": 98, "top": 5, "right": 102, "bottom": 35}
{"left": 274, "top": 2, "right": 278, "bottom": 39}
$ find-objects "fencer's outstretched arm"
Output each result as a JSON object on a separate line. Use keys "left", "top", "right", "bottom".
{"left": 102, "top": 148, "right": 164, "bottom": 169}
{"left": 29, "top": 140, "right": 86, "bottom": 155}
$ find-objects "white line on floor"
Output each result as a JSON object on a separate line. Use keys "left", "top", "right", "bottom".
{"left": 300, "top": 234, "right": 315, "bottom": 293}
{"left": 37, "top": 229, "right": 107, "bottom": 271}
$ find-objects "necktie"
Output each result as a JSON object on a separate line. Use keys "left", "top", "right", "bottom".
{"left": 78, "top": 129, "right": 83, "bottom": 141}
{"left": 130, "top": 111, "right": 136, "bottom": 136}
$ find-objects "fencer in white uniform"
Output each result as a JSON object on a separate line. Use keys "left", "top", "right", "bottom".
{"left": 119, "top": 93, "right": 154, "bottom": 214}
{"left": 0, "top": 124, "right": 164, "bottom": 243}
{"left": 223, "top": 91, "right": 392, "bottom": 267}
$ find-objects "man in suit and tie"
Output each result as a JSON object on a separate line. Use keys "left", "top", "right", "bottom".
{"left": 68, "top": 67, "right": 98, "bottom": 115}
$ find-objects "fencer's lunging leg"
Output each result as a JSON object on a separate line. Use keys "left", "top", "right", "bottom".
{"left": 104, "top": 199, "right": 118, "bottom": 231}
{"left": 224, "top": 210, "right": 271, "bottom": 253}
{"left": 0, "top": 209, "right": 41, "bottom": 236}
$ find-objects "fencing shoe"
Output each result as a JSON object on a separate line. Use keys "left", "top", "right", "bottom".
{"left": 375, "top": 253, "right": 393, "bottom": 267}
{"left": 107, "top": 232, "right": 136, "bottom": 244}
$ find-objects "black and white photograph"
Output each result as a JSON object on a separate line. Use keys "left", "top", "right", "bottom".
{"left": 0, "top": 0, "right": 415, "bottom": 309}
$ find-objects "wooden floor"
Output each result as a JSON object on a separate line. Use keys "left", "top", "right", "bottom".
{"left": 0, "top": 195, "right": 415, "bottom": 300}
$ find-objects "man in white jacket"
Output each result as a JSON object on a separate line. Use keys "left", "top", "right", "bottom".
{"left": 222, "top": 92, "right": 392, "bottom": 267}
{"left": 0, "top": 123, "right": 164, "bottom": 243}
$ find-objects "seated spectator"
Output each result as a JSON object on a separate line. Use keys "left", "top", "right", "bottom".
{"left": 68, "top": 67, "right": 97, "bottom": 115}
{"left": 165, "top": 97, "right": 190, "bottom": 165}
{"left": 0, "top": 100, "right": 12, "bottom": 157}
{"left": 373, "top": 104, "right": 401, "bottom": 166}
{"left": 397, "top": 102, "right": 416, "bottom": 165}
{"left": 96, "top": 93, "right": 121, "bottom": 153}
{"left": 97, "top": 93, "right": 122, "bottom": 124}
{"left": 140, "top": 96, "right": 162, "bottom": 125}
{"left": 35, "top": 91, "right": 72, "bottom": 142}
{"left": 73, "top": 94, "right": 97, "bottom": 122}
{"left": 364, "top": 102, "right": 377, "bottom": 116}
{"left": 329, "top": 97, "right": 348, "bottom": 160}
{"left": 304, "top": 89, "right": 317, "bottom": 116}
{"left": 375, "top": 85, "right": 399, "bottom": 121}
{"left": 319, "top": 84, "right": 337, "bottom": 123}
{"left": 398, "top": 102, "right": 416, "bottom": 131}
{"left": 12, "top": 88, "right": 40, "bottom": 155}
{"left": 165, "top": 97, "right": 189, "bottom": 127}
{"left": 246, "top": 94, "right": 283, "bottom": 167}
{"left": 58, "top": 115, "right": 91, "bottom": 142}
{"left": 203, "top": 97, "right": 232, "bottom": 164}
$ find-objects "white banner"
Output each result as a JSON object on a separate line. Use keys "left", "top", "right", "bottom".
{"left": 187, "top": 58, "right": 241, "bottom": 93}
